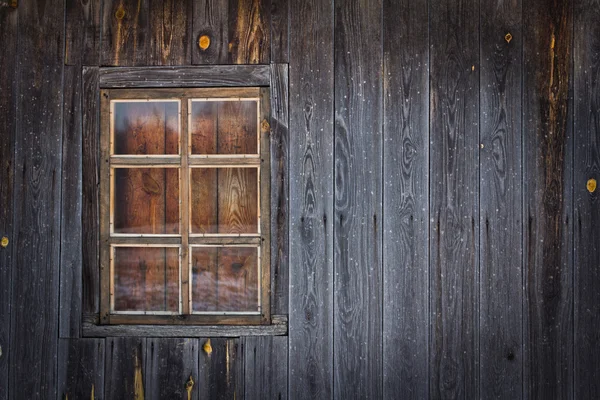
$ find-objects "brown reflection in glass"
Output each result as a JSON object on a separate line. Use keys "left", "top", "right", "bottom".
{"left": 114, "top": 168, "right": 179, "bottom": 234}
{"left": 191, "top": 247, "right": 258, "bottom": 312}
{"left": 190, "top": 168, "right": 258, "bottom": 234}
{"left": 190, "top": 100, "right": 257, "bottom": 155}
{"left": 113, "top": 101, "right": 179, "bottom": 155}
{"left": 113, "top": 247, "right": 179, "bottom": 312}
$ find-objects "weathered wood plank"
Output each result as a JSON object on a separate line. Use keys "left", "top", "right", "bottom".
{"left": 229, "top": 0, "right": 270, "bottom": 64}
{"left": 429, "top": 0, "right": 480, "bottom": 398}
{"left": 60, "top": 65, "right": 83, "bottom": 338}
{"left": 65, "top": 0, "right": 101, "bottom": 66}
{"left": 192, "top": 0, "right": 229, "bottom": 64}
{"left": 145, "top": 338, "right": 199, "bottom": 400}
{"left": 288, "top": 0, "right": 334, "bottom": 398}
{"left": 244, "top": 336, "right": 288, "bottom": 400}
{"left": 523, "top": 0, "right": 574, "bottom": 397}
{"left": 101, "top": 0, "right": 149, "bottom": 66}
{"left": 270, "top": 64, "right": 289, "bottom": 315}
{"left": 82, "top": 67, "right": 100, "bottom": 317}
{"left": 479, "top": 0, "right": 524, "bottom": 398}
{"left": 574, "top": 1, "right": 600, "bottom": 397}
{"left": 105, "top": 337, "right": 147, "bottom": 399}
{"left": 333, "top": 0, "right": 382, "bottom": 398}
{"left": 270, "top": 0, "right": 288, "bottom": 63}
{"left": 198, "top": 338, "right": 244, "bottom": 400}
{"left": 149, "top": 0, "right": 192, "bottom": 66}
{"left": 382, "top": 0, "right": 429, "bottom": 397}
{"left": 58, "top": 339, "right": 105, "bottom": 400}
{"left": 99, "top": 65, "right": 271, "bottom": 88}
{"left": 8, "top": 0, "right": 64, "bottom": 397}
{"left": 0, "top": 4, "right": 17, "bottom": 399}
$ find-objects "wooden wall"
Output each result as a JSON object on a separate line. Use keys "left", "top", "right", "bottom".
{"left": 0, "top": 0, "right": 599, "bottom": 398}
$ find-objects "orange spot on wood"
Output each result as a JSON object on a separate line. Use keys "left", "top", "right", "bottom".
{"left": 199, "top": 35, "right": 211, "bottom": 51}
{"left": 1, "top": 237, "right": 8, "bottom": 248}
{"left": 203, "top": 339, "right": 212, "bottom": 355}
{"left": 505, "top": 33, "right": 513, "bottom": 43}
{"left": 587, "top": 179, "right": 597, "bottom": 193}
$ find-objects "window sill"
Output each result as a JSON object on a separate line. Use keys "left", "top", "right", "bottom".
{"left": 82, "top": 314, "right": 287, "bottom": 337}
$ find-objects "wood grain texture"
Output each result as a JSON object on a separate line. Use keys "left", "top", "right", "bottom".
{"left": 429, "top": 0, "right": 480, "bottom": 398}
{"left": 82, "top": 67, "right": 100, "bottom": 316}
{"left": 270, "top": 64, "right": 289, "bottom": 315}
{"left": 574, "top": 0, "right": 600, "bottom": 397}
{"left": 192, "top": 0, "right": 230, "bottom": 64}
{"left": 270, "top": 0, "right": 288, "bottom": 63}
{"left": 145, "top": 338, "right": 199, "bottom": 400}
{"left": 99, "top": 65, "right": 271, "bottom": 88}
{"left": 523, "top": 0, "right": 574, "bottom": 397}
{"left": 60, "top": 66, "right": 84, "bottom": 338}
{"left": 479, "top": 0, "right": 524, "bottom": 397}
{"left": 149, "top": 0, "right": 192, "bottom": 65}
{"left": 105, "top": 337, "right": 147, "bottom": 399}
{"left": 229, "top": 0, "right": 270, "bottom": 64}
{"left": 382, "top": 0, "right": 429, "bottom": 397}
{"left": 288, "top": 0, "right": 334, "bottom": 398}
{"left": 101, "top": 0, "right": 149, "bottom": 66}
{"left": 0, "top": 4, "right": 16, "bottom": 399}
{"left": 65, "top": 0, "right": 101, "bottom": 65}
{"left": 57, "top": 339, "right": 105, "bottom": 400}
{"left": 198, "top": 338, "right": 244, "bottom": 400}
{"left": 8, "top": 0, "right": 64, "bottom": 398}
{"left": 244, "top": 336, "right": 288, "bottom": 399}
{"left": 333, "top": 0, "right": 383, "bottom": 398}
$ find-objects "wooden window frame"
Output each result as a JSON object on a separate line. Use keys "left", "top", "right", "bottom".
{"left": 81, "top": 65, "right": 288, "bottom": 336}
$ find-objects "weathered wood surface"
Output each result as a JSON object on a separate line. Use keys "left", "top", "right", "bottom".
{"left": 244, "top": 336, "right": 288, "bottom": 399}
{"left": 333, "top": 0, "right": 383, "bottom": 398}
{"left": 8, "top": 0, "right": 64, "bottom": 398}
{"left": 270, "top": 0, "right": 288, "bottom": 63}
{"left": 574, "top": 0, "right": 600, "bottom": 397}
{"left": 288, "top": 0, "right": 334, "bottom": 399}
{"left": 429, "top": 0, "right": 480, "bottom": 398}
{"left": 145, "top": 338, "right": 199, "bottom": 400}
{"left": 57, "top": 338, "right": 105, "bottom": 400}
{"left": 99, "top": 65, "right": 271, "bottom": 87}
{"left": 192, "top": 0, "right": 230, "bottom": 64}
{"left": 149, "top": 0, "right": 192, "bottom": 66}
{"left": 523, "top": 0, "right": 574, "bottom": 397}
{"left": 382, "top": 0, "right": 429, "bottom": 397}
{"left": 60, "top": 66, "right": 84, "bottom": 338}
{"left": 101, "top": 0, "right": 150, "bottom": 66}
{"left": 229, "top": 0, "right": 270, "bottom": 64}
{"left": 198, "top": 338, "right": 244, "bottom": 400}
{"left": 105, "top": 337, "right": 147, "bottom": 399}
{"left": 479, "top": 0, "right": 523, "bottom": 398}
{"left": 0, "top": 4, "right": 17, "bottom": 399}
{"left": 65, "top": 0, "right": 101, "bottom": 66}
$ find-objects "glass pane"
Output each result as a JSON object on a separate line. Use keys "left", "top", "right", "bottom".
{"left": 113, "top": 168, "right": 180, "bottom": 234}
{"left": 190, "top": 100, "right": 258, "bottom": 155}
{"left": 190, "top": 168, "right": 258, "bottom": 234}
{"left": 113, "top": 101, "right": 179, "bottom": 155}
{"left": 191, "top": 247, "right": 259, "bottom": 312}
{"left": 113, "top": 246, "right": 180, "bottom": 312}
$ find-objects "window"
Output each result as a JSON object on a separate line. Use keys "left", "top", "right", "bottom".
{"left": 99, "top": 87, "right": 271, "bottom": 325}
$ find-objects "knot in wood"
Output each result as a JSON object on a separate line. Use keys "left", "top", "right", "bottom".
{"left": 115, "top": 6, "right": 125, "bottom": 20}
{"left": 505, "top": 33, "right": 513, "bottom": 43}
{"left": 261, "top": 119, "right": 270, "bottom": 132}
{"left": 587, "top": 178, "right": 597, "bottom": 193}
{"left": 0, "top": 237, "right": 8, "bottom": 248}
{"left": 199, "top": 35, "right": 211, "bottom": 51}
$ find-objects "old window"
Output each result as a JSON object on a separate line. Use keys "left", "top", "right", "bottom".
{"left": 99, "top": 87, "right": 271, "bottom": 325}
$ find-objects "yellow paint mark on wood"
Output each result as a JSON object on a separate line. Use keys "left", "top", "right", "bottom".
{"left": 134, "top": 350, "right": 144, "bottom": 400}
{"left": 199, "top": 35, "right": 211, "bottom": 51}
{"left": 505, "top": 33, "right": 513, "bottom": 43}
{"left": 587, "top": 179, "right": 597, "bottom": 193}
{"left": 203, "top": 339, "right": 212, "bottom": 355}
{"left": 185, "top": 375, "right": 195, "bottom": 400}
{"left": 1, "top": 237, "right": 8, "bottom": 248}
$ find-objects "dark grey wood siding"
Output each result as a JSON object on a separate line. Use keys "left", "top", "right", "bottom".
{"left": 0, "top": 0, "right": 598, "bottom": 398}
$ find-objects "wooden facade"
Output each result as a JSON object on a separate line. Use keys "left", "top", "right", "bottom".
{"left": 0, "top": 0, "right": 598, "bottom": 398}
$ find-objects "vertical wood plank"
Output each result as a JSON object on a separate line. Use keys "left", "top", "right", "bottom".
{"left": 58, "top": 339, "right": 105, "bottom": 400}
{"left": 382, "top": 0, "right": 429, "bottom": 397}
{"left": 192, "top": 0, "right": 230, "bottom": 64}
{"left": 65, "top": 0, "right": 102, "bottom": 66}
{"left": 288, "top": 0, "right": 334, "bottom": 398}
{"left": 270, "top": 0, "right": 288, "bottom": 63}
{"left": 229, "top": 0, "right": 271, "bottom": 64}
{"left": 145, "top": 338, "right": 199, "bottom": 400}
{"left": 479, "top": 0, "right": 524, "bottom": 398}
{"left": 333, "top": 0, "right": 382, "bottom": 398}
{"left": 244, "top": 336, "right": 288, "bottom": 399}
{"left": 105, "top": 337, "right": 147, "bottom": 399}
{"left": 8, "top": 0, "right": 64, "bottom": 398}
{"left": 60, "top": 65, "right": 83, "bottom": 338}
{"left": 574, "top": 0, "right": 600, "bottom": 397}
{"left": 101, "top": 0, "right": 149, "bottom": 66}
{"left": 0, "top": 4, "right": 17, "bottom": 399}
{"left": 523, "top": 0, "right": 574, "bottom": 397}
{"left": 429, "top": 0, "right": 480, "bottom": 398}
{"left": 82, "top": 67, "right": 100, "bottom": 317}
{"left": 148, "top": 0, "right": 192, "bottom": 66}
{"left": 270, "top": 64, "right": 289, "bottom": 315}
{"left": 198, "top": 338, "right": 244, "bottom": 400}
